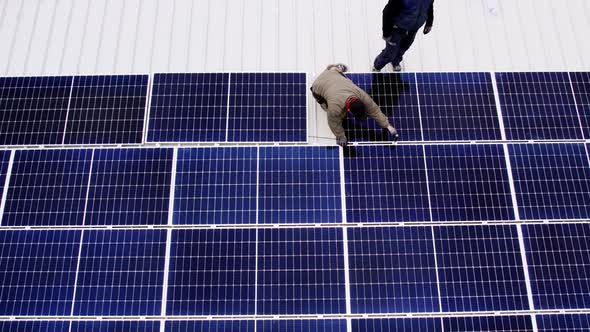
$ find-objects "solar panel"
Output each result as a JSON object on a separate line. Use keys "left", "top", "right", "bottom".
{"left": 0, "top": 230, "right": 80, "bottom": 316}
{"left": 166, "top": 321, "right": 255, "bottom": 331}
{"left": 570, "top": 72, "right": 590, "bottom": 139}
{"left": 2, "top": 149, "right": 92, "bottom": 226}
{"left": 72, "top": 229, "right": 166, "bottom": 316}
{"left": 351, "top": 318, "right": 442, "bottom": 331}
{"left": 166, "top": 229, "right": 256, "bottom": 315}
{"left": 496, "top": 72, "right": 584, "bottom": 140}
{"left": 509, "top": 143, "right": 590, "bottom": 220}
{"left": 258, "top": 320, "right": 347, "bottom": 331}
{"left": 64, "top": 75, "right": 148, "bottom": 145}
{"left": 417, "top": 72, "right": 501, "bottom": 141}
{"left": 257, "top": 228, "right": 346, "bottom": 315}
{"left": 148, "top": 73, "right": 230, "bottom": 142}
{"left": 0, "top": 76, "right": 72, "bottom": 146}
{"left": 85, "top": 148, "right": 173, "bottom": 226}
{"left": 258, "top": 146, "right": 341, "bottom": 224}
{"left": 536, "top": 314, "right": 590, "bottom": 331}
{"left": 425, "top": 144, "right": 514, "bottom": 221}
{"left": 346, "top": 73, "right": 422, "bottom": 142}
{"left": 174, "top": 147, "right": 257, "bottom": 225}
{"left": 70, "top": 321, "right": 160, "bottom": 331}
{"left": 348, "top": 226, "right": 439, "bottom": 313}
{"left": 0, "top": 150, "right": 10, "bottom": 197}
{"left": 227, "top": 73, "right": 306, "bottom": 142}
{"left": 344, "top": 145, "right": 430, "bottom": 223}
{"left": 443, "top": 315, "right": 534, "bottom": 332}
{"left": 434, "top": 225, "right": 529, "bottom": 312}
{"left": 0, "top": 321, "right": 70, "bottom": 331}
{"left": 523, "top": 223, "right": 590, "bottom": 310}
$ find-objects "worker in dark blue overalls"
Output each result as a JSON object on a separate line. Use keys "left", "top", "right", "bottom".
{"left": 373, "top": 0, "right": 435, "bottom": 72}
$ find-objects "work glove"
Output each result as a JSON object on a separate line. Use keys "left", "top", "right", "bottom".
{"left": 337, "top": 136, "right": 348, "bottom": 147}
{"left": 423, "top": 25, "right": 432, "bottom": 34}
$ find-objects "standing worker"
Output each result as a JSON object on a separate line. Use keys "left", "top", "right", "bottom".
{"left": 373, "top": 0, "right": 435, "bottom": 72}
{"left": 311, "top": 64, "right": 399, "bottom": 147}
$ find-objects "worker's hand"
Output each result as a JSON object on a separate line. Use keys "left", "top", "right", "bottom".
{"left": 337, "top": 136, "right": 348, "bottom": 147}
{"left": 423, "top": 25, "right": 432, "bottom": 34}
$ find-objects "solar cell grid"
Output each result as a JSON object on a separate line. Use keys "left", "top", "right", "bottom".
{"left": 348, "top": 226, "right": 439, "bottom": 313}
{"left": 258, "top": 146, "right": 341, "bottom": 224}
{"left": 2, "top": 149, "right": 92, "bottom": 226}
{"left": 509, "top": 143, "right": 590, "bottom": 220}
{"left": 425, "top": 144, "right": 514, "bottom": 222}
{"left": 351, "top": 318, "right": 442, "bottom": 332}
{"left": 174, "top": 147, "right": 257, "bottom": 225}
{"left": 258, "top": 319, "right": 347, "bottom": 332}
{"left": 536, "top": 314, "right": 590, "bottom": 331}
{"left": 570, "top": 72, "right": 590, "bottom": 139}
{"left": 166, "top": 229, "right": 256, "bottom": 315}
{"left": 417, "top": 72, "right": 501, "bottom": 141}
{"left": 344, "top": 145, "right": 430, "bottom": 223}
{"left": 85, "top": 148, "right": 173, "bottom": 226}
{"left": 434, "top": 225, "right": 529, "bottom": 312}
{"left": 0, "top": 76, "right": 72, "bottom": 146}
{"left": 166, "top": 320, "right": 255, "bottom": 332}
{"left": 523, "top": 223, "right": 590, "bottom": 310}
{"left": 64, "top": 75, "right": 148, "bottom": 145}
{"left": 227, "top": 73, "right": 306, "bottom": 142}
{"left": 443, "top": 315, "right": 534, "bottom": 332}
{"left": 496, "top": 72, "right": 583, "bottom": 140}
{"left": 72, "top": 229, "right": 166, "bottom": 316}
{"left": 148, "top": 73, "right": 230, "bottom": 142}
{"left": 256, "top": 227, "right": 346, "bottom": 315}
{"left": 69, "top": 321, "right": 160, "bottom": 331}
{"left": 0, "top": 321, "right": 70, "bottom": 332}
{"left": 346, "top": 73, "right": 422, "bottom": 142}
{"left": 0, "top": 230, "right": 80, "bottom": 316}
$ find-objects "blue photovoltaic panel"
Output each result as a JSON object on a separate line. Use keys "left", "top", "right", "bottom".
{"left": 537, "top": 314, "right": 590, "bottom": 331}
{"left": 344, "top": 145, "right": 430, "bottom": 222}
{"left": 148, "top": 73, "right": 229, "bottom": 142}
{"left": 443, "top": 315, "right": 534, "bottom": 332}
{"left": 257, "top": 228, "right": 346, "bottom": 315}
{"left": 0, "top": 150, "right": 9, "bottom": 195}
{"left": 0, "top": 76, "right": 72, "bottom": 145}
{"left": 166, "top": 321, "right": 255, "bottom": 332}
{"left": 258, "top": 147, "right": 341, "bottom": 224}
{"left": 425, "top": 144, "right": 514, "bottom": 222}
{"left": 509, "top": 143, "right": 590, "bottom": 220}
{"left": 2, "top": 149, "right": 92, "bottom": 226}
{"left": 227, "top": 73, "right": 306, "bottom": 142}
{"left": 570, "top": 72, "right": 590, "bottom": 139}
{"left": 72, "top": 230, "right": 166, "bottom": 316}
{"left": 70, "top": 321, "right": 160, "bottom": 331}
{"left": 0, "top": 321, "right": 70, "bottom": 331}
{"left": 174, "top": 147, "right": 257, "bottom": 225}
{"left": 348, "top": 227, "right": 439, "bottom": 313}
{"left": 346, "top": 73, "right": 421, "bottom": 142}
{"left": 0, "top": 230, "right": 80, "bottom": 316}
{"left": 435, "top": 225, "right": 529, "bottom": 312}
{"left": 64, "top": 75, "right": 148, "bottom": 145}
{"left": 166, "top": 229, "right": 256, "bottom": 315}
{"left": 85, "top": 148, "right": 173, "bottom": 226}
{"left": 417, "top": 72, "right": 501, "bottom": 141}
{"left": 258, "top": 320, "right": 347, "bottom": 332}
{"left": 523, "top": 223, "right": 590, "bottom": 310}
{"left": 496, "top": 72, "right": 583, "bottom": 140}
{"left": 351, "top": 318, "right": 442, "bottom": 332}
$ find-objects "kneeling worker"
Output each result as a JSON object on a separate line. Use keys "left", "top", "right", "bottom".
{"left": 311, "top": 63, "right": 399, "bottom": 147}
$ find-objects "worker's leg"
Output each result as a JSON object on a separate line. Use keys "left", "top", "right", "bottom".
{"left": 391, "top": 29, "right": 418, "bottom": 67}
{"left": 373, "top": 31, "right": 404, "bottom": 71}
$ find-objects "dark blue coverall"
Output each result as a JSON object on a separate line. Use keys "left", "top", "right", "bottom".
{"left": 373, "top": 0, "right": 435, "bottom": 71}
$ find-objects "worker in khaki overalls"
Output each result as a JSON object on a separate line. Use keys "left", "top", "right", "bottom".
{"left": 311, "top": 64, "right": 399, "bottom": 147}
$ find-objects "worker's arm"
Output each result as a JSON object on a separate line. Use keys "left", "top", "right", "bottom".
{"left": 327, "top": 106, "right": 347, "bottom": 144}
{"left": 358, "top": 92, "right": 391, "bottom": 129}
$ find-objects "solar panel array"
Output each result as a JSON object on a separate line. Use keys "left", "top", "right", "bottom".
{"left": 1, "top": 71, "right": 590, "bottom": 332}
